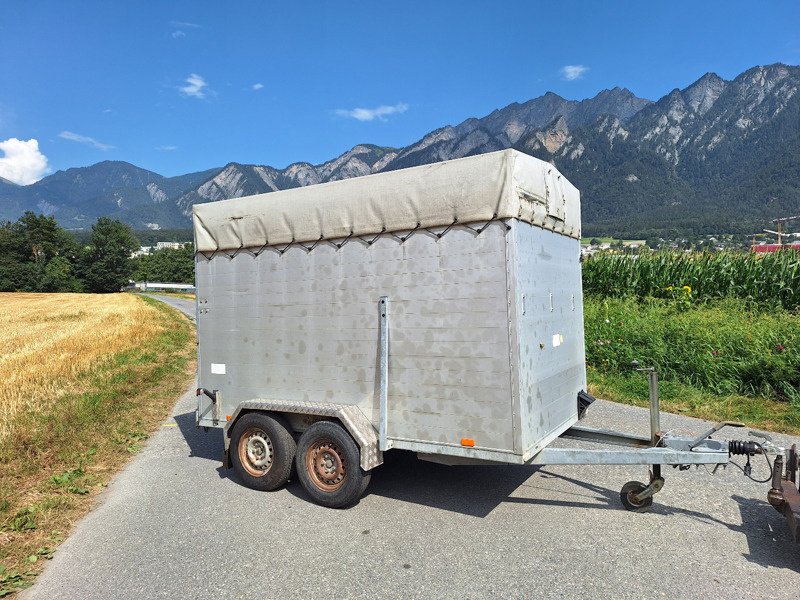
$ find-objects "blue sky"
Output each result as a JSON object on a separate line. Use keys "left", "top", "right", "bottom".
{"left": 0, "top": 1, "right": 798, "bottom": 183}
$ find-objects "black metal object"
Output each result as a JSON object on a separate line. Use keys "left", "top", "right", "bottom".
{"left": 729, "top": 440, "right": 760, "bottom": 456}
{"left": 196, "top": 388, "right": 217, "bottom": 402}
{"left": 577, "top": 390, "right": 596, "bottom": 419}
{"left": 196, "top": 388, "right": 219, "bottom": 425}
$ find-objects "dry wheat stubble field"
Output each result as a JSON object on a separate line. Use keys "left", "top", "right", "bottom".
{"left": 0, "top": 293, "right": 195, "bottom": 596}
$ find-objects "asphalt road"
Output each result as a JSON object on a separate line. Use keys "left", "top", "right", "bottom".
{"left": 23, "top": 295, "right": 800, "bottom": 599}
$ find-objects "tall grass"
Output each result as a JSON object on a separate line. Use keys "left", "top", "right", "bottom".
{"left": 0, "top": 293, "right": 163, "bottom": 441}
{"left": 585, "top": 297, "right": 800, "bottom": 403}
{"left": 582, "top": 250, "right": 800, "bottom": 310}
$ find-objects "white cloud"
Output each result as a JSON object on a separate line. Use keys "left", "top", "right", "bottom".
{"left": 170, "top": 21, "right": 201, "bottom": 28}
{"left": 180, "top": 73, "right": 209, "bottom": 98}
{"left": 252, "top": 83, "right": 264, "bottom": 91}
{"left": 58, "top": 130, "right": 114, "bottom": 151}
{"left": 172, "top": 30, "right": 186, "bottom": 39}
{"left": 560, "top": 65, "right": 589, "bottom": 81}
{"left": 0, "top": 138, "right": 49, "bottom": 185}
{"left": 155, "top": 145, "right": 177, "bottom": 151}
{"left": 335, "top": 102, "right": 409, "bottom": 122}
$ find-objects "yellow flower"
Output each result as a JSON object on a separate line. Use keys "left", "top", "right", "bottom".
{"left": 665, "top": 286, "right": 673, "bottom": 292}
{"left": 682, "top": 285, "right": 691, "bottom": 294}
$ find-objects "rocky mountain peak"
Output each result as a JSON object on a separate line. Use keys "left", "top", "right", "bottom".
{"left": 681, "top": 72, "right": 727, "bottom": 115}
{"left": 574, "top": 86, "right": 652, "bottom": 125}
{"left": 739, "top": 63, "right": 793, "bottom": 86}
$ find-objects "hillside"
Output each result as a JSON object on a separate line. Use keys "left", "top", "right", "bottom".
{"left": 1, "top": 63, "right": 798, "bottom": 238}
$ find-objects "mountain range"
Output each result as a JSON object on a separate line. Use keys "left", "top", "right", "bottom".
{"left": 2, "top": 63, "right": 798, "bottom": 239}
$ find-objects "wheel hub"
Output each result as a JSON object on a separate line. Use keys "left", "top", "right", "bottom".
{"left": 307, "top": 441, "right": 346, "bottom": 491}
{"left": 239, "top": 429, "right": 274, "bottom": 475}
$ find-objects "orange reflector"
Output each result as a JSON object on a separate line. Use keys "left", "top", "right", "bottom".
{"left": 226, "top": 415, "right": 232, "bottom": 421}
{"left": 460, "top": 438, "right": 475, "bottom": 447}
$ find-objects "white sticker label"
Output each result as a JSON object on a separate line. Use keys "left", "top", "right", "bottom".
{"left": 211, "top": 363, "right": 226, "bottom": 375}
{"left": 552, "top": 334, "right": 563, "bottom": 348}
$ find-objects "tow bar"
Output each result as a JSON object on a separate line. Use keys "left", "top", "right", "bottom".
{"left": 540, "top": 362, "right": 797, "bottom": 540}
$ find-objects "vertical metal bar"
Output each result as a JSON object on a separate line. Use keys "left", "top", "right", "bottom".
{"left": 378, "top": 296, "right": 390, "bottom": 451}
{"left": 772, "top": 453, "right": 785, "bottom": 491}
{"left": 648, "top": 370, "right": 660, "bottom": 445}
{"left": 212, "top": 389, "right": 221, "bottom": 426}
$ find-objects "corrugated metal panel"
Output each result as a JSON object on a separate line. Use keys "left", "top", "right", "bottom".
{"left": 197, "top": 222, "right": 516, "bottom": 451}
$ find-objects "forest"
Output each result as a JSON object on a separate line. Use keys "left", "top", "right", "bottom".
{"left": 0, "top": 212, "right": 194, "bottom": 293}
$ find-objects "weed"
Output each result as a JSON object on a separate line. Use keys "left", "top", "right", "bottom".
{"left": 7, "top": 506, "right": 37, "bottom": 532}
{"left": 0, "top": 565, "right": 35, "bottom": 597}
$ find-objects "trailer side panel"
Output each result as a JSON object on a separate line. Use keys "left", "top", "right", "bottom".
{"left": 511, "top": 222, "right": 586, "bottom": 458}
{"left": 196, "top": 221, "right": 516, "bottom": 452}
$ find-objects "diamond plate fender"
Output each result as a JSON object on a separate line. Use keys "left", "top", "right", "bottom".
{"left": 223, "top": 400, "right": 383, "bottom": 471}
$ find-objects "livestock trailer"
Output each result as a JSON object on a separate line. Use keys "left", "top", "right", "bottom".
{"left": 193, "top": 149, "right": 793, "bottom": 520}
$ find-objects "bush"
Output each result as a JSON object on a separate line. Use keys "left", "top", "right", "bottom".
{"left": 584, "top": 297, "right": 800, "bottom": 402}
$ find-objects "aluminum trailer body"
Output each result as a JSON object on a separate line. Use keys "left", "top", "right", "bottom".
{"left": 196, "top": 217, "right": 585, "bottom": 464}
{"left": 192, "top": 149, "right": 780, "bottom": 514}
{"left": 195, "top": 150, "right": 585, "bottom": 465}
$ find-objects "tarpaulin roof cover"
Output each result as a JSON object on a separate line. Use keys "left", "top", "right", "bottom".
{"left": 192, "top": 149, "right": 581, "bottom": 252}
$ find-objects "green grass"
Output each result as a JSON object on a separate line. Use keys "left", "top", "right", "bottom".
{"left": 0, "top": 296, "right": 194, "bottom": 596}
{"left": 585, "top": 296, "right": 800, "bottom": 433}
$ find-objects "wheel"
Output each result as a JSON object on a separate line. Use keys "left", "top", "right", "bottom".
{"left": 296, "top": 421, "right": 371, "bottom": 508}
{"left": 620, "top": 480, "right": 653, "bottom": 513}
{"left": 230, "top": 412, "right": 296, "bottom": 491}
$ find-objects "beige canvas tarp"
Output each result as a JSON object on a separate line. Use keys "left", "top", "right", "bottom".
{"left": 192, "top": 149, "right": 581, "bottom": 253}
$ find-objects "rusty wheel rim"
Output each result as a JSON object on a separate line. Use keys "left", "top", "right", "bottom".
{"left": 305, "top": 438, "right": 346, "bottom": 492}
{"left": 238, "top": 427, "right": 274, "bottom": 477}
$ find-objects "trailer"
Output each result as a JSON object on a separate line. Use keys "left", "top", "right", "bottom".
{"left": 193, "top": 149, "right": 789, "bottom": 517}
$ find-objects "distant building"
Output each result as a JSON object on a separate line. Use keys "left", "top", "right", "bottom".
{"left": 751, "top": 243, "right": 800, "bottom": 253}
{"left": 130, "top": 246, "right": 153, "bottom": 258}
{"left": 130, "top": 242, "right": 188, "bottom": 258}
{"left": 126, "top": 282, "right": 196, "bottom": 292}
{"left": 156, "top": 241, "right": 185, "bottom": 250}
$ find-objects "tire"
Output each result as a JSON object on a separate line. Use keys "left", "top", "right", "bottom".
{"left": 620, "top": 480, "right": 653, "bottom": 513}
{"left": 230, "top": 412, "right": 296, "bottom": 491}
{"left": 296, "top": 421, "right": 371, "bottom": 508}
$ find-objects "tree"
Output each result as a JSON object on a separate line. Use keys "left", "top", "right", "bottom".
{"left": 40, "top": 256, "right": 82, "bottom": 292}
{"left": 132, "top": 244, "right": 194, "bottom": 284}
{"left": 0, "top": 212, "right": 81, "bottom": 292}
{"left": 80, "top": 218, "right": 139, "bottom": 293}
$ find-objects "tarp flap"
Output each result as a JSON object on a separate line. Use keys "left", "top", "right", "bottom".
{"left": 192, "top": 149, "right": 581, "bottom": 252}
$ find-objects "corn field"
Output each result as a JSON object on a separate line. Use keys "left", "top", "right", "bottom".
{"left": 582, "top": 251, "right": 800, "bottom": 310}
